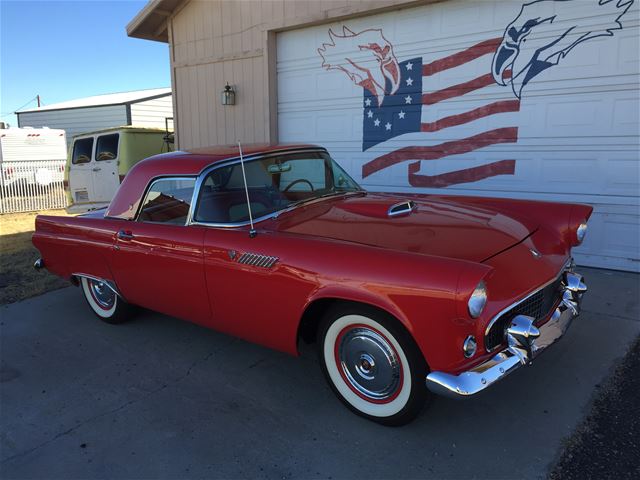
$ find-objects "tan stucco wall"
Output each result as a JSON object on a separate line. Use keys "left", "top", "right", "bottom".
{"left": 167, "top": 0, "right": 434, "bottom": 149}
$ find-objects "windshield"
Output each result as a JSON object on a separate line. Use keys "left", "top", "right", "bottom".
{"left": 193, "top": 151, "right": 362, "bottom": 224}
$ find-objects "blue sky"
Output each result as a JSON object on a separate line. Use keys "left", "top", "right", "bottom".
{"left": 1, "top": 0, "right": 170, "bottom": 125}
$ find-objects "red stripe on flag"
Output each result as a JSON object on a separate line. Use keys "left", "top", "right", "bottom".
{"left": 408, "top": 159, "right": 516, "bottom": 188}
{"left": 422, "top": 38, "right": 503, "bottom": 77}
{"left": 421, "top": 100, "right": 520, "bottom": 132}
{"left": 361, "top": 127, "right": 518, "bottom": 178}
{"left": 422, "top": 71, "right": 512, "bottom": 106}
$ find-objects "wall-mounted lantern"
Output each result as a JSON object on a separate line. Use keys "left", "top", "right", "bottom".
{"left": 221, "top": 83, "right": 236, "bottom": 106}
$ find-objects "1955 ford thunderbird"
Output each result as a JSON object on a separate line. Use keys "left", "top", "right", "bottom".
{"left": 33, "top": 144, "right": 591, "bottom": 425}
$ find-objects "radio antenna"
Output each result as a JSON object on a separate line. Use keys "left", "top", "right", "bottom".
{"left": 237, "top": 141, "right": 256, "bottom": 238}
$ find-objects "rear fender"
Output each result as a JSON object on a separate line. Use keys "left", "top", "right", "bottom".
{"left": 33, "top": 215, "right": 118, "bottom": 282}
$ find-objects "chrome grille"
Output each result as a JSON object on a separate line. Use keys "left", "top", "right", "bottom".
{"left": 237, "top": 252, "right": 278, "bottom": 269}
{"left": 485, "top": 278, "right": 563, "bottom": 351}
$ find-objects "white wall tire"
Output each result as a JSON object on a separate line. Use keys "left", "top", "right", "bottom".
{"left": 318, "top": 305, "right": 429, "bottom": 425}
{"left": 80, "top": 277, "right": 131, "bottom": 324}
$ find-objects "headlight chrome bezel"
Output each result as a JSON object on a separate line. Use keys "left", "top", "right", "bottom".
{"left": 576, "top": 222, "right": 588, "bottom": 244}
{"left": 468, "top": 280, "right": 488, "bottom": 318}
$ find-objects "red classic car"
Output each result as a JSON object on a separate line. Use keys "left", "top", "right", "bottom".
{"left": 33, "top": 144, "right": 591, "bottom": 425}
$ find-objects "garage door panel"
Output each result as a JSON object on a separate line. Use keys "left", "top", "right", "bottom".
{"left": 603, "top": 219, "right": 640, "bottom": 257}
{"left": 277, "top": 0, "right": 640, "bottom": 271}
{"left": 605, "top": 158, "right": 640, "bottom": 196}
{"left": 613, "top": 96, "right": 640, "bottom": 128}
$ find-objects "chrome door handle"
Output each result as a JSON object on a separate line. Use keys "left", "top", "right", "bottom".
{"left": 117, "top": 230, "right": 134, "bottom": 241}
{"left": 92, "top": 167, "right": 101, "bottom": 172}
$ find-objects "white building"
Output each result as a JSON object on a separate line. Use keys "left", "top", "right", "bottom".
{"left": 17, "top": 88, "right": 173, "bottom": 148}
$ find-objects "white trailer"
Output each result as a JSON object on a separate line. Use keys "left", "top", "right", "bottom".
{"left": 0, "top": 126, "right": 68, "bottom": 213}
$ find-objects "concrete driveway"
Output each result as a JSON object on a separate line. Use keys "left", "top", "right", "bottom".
{"left": 1, "top": 267, "right": 639, "bottom": 479}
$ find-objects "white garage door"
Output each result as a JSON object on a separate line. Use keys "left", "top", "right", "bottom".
{"left": 277, "top": 0, "right": 640, "bottom": 272}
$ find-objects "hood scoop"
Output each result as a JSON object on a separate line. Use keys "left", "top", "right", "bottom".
{"left": 333, "top": 196, "right": 419, "bottom": 219}
{"left": 388, "top": 200, "right": 417, "bottom": 218}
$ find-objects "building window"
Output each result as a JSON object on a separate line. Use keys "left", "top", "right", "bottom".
{"left": 137, "top": 177, "right": 196, "bottom": 225}
{"left": 72, "top": 138, "right": 93, "bottom": 164}
{"left": 96, "top": 133, "right": 119, "bottom": 161}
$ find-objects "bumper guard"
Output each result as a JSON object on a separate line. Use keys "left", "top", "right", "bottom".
{"left": 426, "top": 270, "right": 586, "bottom": 398}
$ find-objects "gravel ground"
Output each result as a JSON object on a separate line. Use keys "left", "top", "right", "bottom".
{"left": 549, "top": 335, "right": 640, "bottom": 480}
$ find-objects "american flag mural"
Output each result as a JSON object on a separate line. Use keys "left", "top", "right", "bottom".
{"left": 316, "top": 0, "right": 634, "bottom": 189}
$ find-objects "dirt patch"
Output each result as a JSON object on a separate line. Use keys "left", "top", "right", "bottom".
{"left": 549, "top": 335, "right": 640, "bottom": 480}
{"left": 0, "top": 210, "right": 71, "bottom": 304}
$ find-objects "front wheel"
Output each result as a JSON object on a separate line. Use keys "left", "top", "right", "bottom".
{"left": 318, "top": 306, "right": 430, "bottom": 426}
{"left": 80, "top": 277, "right": 132, "bottom": 324}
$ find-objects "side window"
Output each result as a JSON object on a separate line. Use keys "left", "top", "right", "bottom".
{"left": 96, "top": 133, "right": 119, "bottom": 161}
{"left": 137, "top": 177, "right": 196, "bottom": 225}
{"left": 72, "top": 138, "right": 93, "bottom": 164}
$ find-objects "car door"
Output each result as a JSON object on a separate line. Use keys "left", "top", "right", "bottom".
{"left": 192, "top": 154, "right": 329, "bottom": 354}
{"left": 68, "top": 136, "right": 95, "bottom": 203}
{"left": 109, "top": 176, "right": 211, "bottom": 325}
{"left": 201, "top": 227, "right": 308, "bottom": 354}
{"left": 92, "top": 133, "right": 121, "bottom": 202}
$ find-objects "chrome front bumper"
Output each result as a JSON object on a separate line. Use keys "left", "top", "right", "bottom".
{"left": 426, "top": 271, "right": 586, "bottom": 398}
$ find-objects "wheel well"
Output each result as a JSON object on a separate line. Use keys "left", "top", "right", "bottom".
{"left": 297, "top": 298, "right": 411, "bottom": 347}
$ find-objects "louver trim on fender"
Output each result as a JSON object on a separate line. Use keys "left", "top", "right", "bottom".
{"left": 237, "top": 252, "right": 279, "bottom": 269}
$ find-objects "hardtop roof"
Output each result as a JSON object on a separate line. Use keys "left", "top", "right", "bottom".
{"left": 105, "top": 143, "right": 324, "bottom": 220}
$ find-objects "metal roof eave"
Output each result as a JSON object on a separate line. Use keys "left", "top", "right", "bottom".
{"left": 17, "top": 91, "right": 172, "bottom": 115}
{"left": 127, "top": 0, "right": 184, "bottom": 43}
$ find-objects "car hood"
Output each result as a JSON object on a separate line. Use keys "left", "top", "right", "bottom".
{"left": 272, "top": 193, "right": 537, "bottom": 263}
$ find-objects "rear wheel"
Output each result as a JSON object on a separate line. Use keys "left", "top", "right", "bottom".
{"left": 318, "top": 305, "right": 430, "bottom": 426}
{"left": 80, "top": 277, "right": 132, "bottom": 324}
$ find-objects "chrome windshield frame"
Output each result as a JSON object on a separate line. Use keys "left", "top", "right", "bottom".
{"left": 185, "top": 147, "right": 364, "bottom": 228}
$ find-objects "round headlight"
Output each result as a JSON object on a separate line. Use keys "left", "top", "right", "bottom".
{"left": 468, "top": 280, "right": 487, "bottom": 318}
{"left": 576, "top": 222, "right": 588, "bottom": 244}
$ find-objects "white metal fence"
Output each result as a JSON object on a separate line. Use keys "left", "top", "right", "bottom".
{"left": 0, "top": 160, "right": 68, "bottom": 214}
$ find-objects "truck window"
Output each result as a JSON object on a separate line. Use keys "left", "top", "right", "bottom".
{"left": 72, "top": 138, "right": 93, "bottom": 164}
{"left": 96, "top": 133, "right": 119, "bottom": 161}
{"left": 137, "top": 177, "right": 196, "bottom": 225}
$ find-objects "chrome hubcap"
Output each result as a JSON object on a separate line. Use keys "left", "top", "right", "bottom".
{"left": 338, "top": 327, "right": 402, "bottom": 401}
{"left": 89, "top": 280, "right": 115, "bottom": 309}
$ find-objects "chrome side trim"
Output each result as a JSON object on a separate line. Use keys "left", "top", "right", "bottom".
{"left": 71, "top": 273, "right": 125, "bottom": 301}
{"left": 387, "top": 200, "right": 417, "bottom": 217}
{"left": 236, "top": 253, "right": 278, "bottom": 269}
{"left": 483, "top": 257, "right": 572, "bottom": 349}
{"left": 426, "top": 271, "right": 585, "bottom": 398}
{"left": 190, "top": 211, "right": 284, "bottom": 229}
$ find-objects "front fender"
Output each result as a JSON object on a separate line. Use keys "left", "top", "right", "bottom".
{"left": 298, "top": 249, "right": 492, "bottom": 371}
